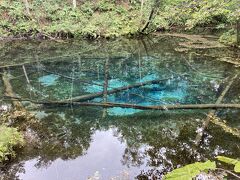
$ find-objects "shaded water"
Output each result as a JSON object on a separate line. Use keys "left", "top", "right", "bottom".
{"left": 1, "top": 35, "right": 240, "bottom": 179}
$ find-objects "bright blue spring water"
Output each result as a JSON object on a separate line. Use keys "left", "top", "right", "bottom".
{"left": 3, "top": 37, "right": 240, "bottom": 180}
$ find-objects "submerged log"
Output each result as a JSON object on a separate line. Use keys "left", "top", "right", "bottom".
{"left": 60, "top": 77, "right": 173, "bottom": 103}
{"left": 237, "top": 19, "right": 240, "bottom": 46}
{"left": 2, "top": 70, "right": 24, "bottom": 110}
{"left": 3, "top": 96, "right": 240, "bottom": 110}
{"left": 22, "top": 65, "right": 30, "bottom": 84}
{"left": 194, "top": 73, "right": 239, "bottom": 147}
{"left": 43, "top": 102, "right": 240, "bottom": 110}
{"left": 102, "top": 58, "right": 109, "bottom": 118}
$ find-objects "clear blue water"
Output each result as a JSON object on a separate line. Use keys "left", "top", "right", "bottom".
{"left": 1, "top": 36, "right": 240, "bottom": 179}
{"left": 38, "top": 74, "right": 60, "bottom": 86}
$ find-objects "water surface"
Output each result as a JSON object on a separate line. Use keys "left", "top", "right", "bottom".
{"left": 1, "top": 35, "right": 240, "bottom": 179}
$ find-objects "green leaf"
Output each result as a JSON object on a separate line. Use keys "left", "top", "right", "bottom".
{"left": 217, "top": 156, "right": 239, "bottom": 165}
{"left": 217, "top": 156, "right": 240, "bottom": 173}
{"left": 234, "top": 163, "right": 240, "bottom": 173}
{"left": 164, "top": 160, "right": 216, "bottom": 180}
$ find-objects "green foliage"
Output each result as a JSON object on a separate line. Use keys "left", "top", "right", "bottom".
{"left": 96, "top": 0, "right": 115, "bottom": 12}
{"left": 165, "top": 156, "right": 240, "bottom": 180}
{"left": 164, "top": 160, "right": 216, "bottom": 180}
{"left": 0, "top": 0, "right": 239, "bottom": 40}
{"left": 0, "top": 125, "right": 25, "bottom": 162}
{"left": 219, "top": 29, "right": 237, "bottom": 46}
{"left": 217, "top": 156, "right": 240, "bottom": 173}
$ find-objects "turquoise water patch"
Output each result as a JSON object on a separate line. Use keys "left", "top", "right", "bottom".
{"left": 147, "top": 81, "right": 187, "bottom": 104}
{"left": 96, "top": 80, "right": 187, "bottom": 116}
{"left": 84, "top": 79, "right": 129, "bottom": 93}
{"left": 139, "top": 74, "right": 160, "bottom": 89}
{"left": 139, "top": 74, "right": 158, "bottom": 82}
{"left": 108, "top": 107, "right": 142, "bottom": 116}
{"left": 38, "top": 74, "right": 60, "bottom": 87}
{"left": 85, "top": 76, "right": 188, "bottom": 116}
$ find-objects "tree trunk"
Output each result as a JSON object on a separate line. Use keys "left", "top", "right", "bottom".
{"left": 23, "top": 0, "right": 30, "bottom": 15}
{"left": 140, "top": 0, "right": 144, "bottom": 23}
{"left": 102, "top": 58, "right": 109, "bottom": 117}
{"left": 73, "top": 0, "right": 77, "bottom": 9}
{"left": 237, "top": 19, "right": 240, "bottom": 46}
{"left": 140, "top": 0, "right": 160, "bottom": 33}
{"left": 22, "top": 65, "right": 30, "bottom": 84}
{"left": 3, "top": 97, "right": 240, "bottom": 111}
{"left": 2, "top": 70, "right": 24, "bottom": 110}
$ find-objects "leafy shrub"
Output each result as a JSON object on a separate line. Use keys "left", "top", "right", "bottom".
{"left": 219, "top": 29, "right": 237, "bottom": 45}
{"left": 217, "top": 156, "right": 240, "bottom": 173}
{"left": 164, "top": 160, "right": 216, "bottom": 180}
{"left": 164, "top": 156, "right": 240, "bottom": 179}
{"left": 0, "top": 125, "right": 25, "bottom": 162}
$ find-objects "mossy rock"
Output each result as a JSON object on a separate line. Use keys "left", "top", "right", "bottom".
{"left": 0, "top": 125, "right": 24, "bottom": 162}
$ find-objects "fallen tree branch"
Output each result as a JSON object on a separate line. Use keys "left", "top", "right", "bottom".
{"left": 60, "top": 77, "right": 174, "bottom": 102}
{"left": 194, "top": 73, "right": 239, "bottom": 146}
{"left": 2, "top": 70, "right": 24, "bottom": 110}
{"left": 102, "top": 58, "right": 109, "bottom": 118}
{"left": 3, "top": 96, "right": 240, "bottom": 110}
{"left": 216, "top": 168, "right": 240, "bottom": 179}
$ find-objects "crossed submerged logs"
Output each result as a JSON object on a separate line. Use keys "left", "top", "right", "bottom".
{"left": 194, "top": 73, "right": 239, "bottom": 147}
{"left": 3, "top": 74, "right": 240, "bottom": 111}
{"left": 59, "top": 77, "right": 174, "bottom": 103}
{"left": 4, "top": 97, "right": 240, "bottom": 111}
{"left": 5, "top": 72, "right": 240, "bottom": 110}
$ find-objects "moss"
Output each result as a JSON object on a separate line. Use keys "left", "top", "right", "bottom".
{"left": 0, "top": 125, "right": 25, "bottom": 162}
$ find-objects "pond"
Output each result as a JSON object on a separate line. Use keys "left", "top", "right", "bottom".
{"left": 0, "top": 35, "right": 240, "bottom": 179}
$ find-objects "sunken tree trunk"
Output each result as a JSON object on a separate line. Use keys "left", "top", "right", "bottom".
{"left": 2, "top": 70, "right": 24, "bottom": 110}
{"left": 237, "top": 19, "right": 240, "bottom": 46}
{"left": 23, "top": 0, "right": 30, "bottom": 15}
{"left": 194, "top": 73, "right": 239, "bottom": 147}
{"left": 60, "top": 77, "right": 173, "bottom": 103}
{"left": 102, "top": 58, "right": 109, "bottom": 117}
{"left": 73, "top": 0, "right": 77, "bottom": 9}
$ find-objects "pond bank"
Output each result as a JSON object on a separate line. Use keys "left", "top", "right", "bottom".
{"left": 0, "top": 33, "right": 239, "bottom": 67}
{"left": 0, "top": 0, "right": 239, "bottom": 46}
